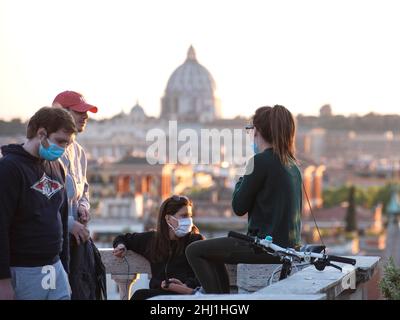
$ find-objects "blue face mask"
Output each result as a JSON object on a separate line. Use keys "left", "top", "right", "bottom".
{"left": 252, "top": 142, "right": 260, "bottom": 154}
{"left": 39, "top": 138, "right": 65, "bottom": 161}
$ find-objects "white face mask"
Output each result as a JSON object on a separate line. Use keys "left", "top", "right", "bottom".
{"left": 167, "top": 215, "right": 193, "bottom": 238}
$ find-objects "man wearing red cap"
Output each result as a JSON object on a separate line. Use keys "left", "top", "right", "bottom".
{"left": 53, "top": 91, "right": 96, "bottom": 243}
{"left": 52, "top": 91, "right": 105, "bottom": 299}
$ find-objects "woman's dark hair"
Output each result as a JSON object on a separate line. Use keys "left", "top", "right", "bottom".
{"left": 149, "top": 195, "right": 200, "bottom": 262}
{"left": 252, "top": 105, "right": 297, "bottom": 166}
{"left": 26, "top": 107, "right": 77, "bottom": 139}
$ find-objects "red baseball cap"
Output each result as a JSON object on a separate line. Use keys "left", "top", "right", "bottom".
{"left": 53, "top": 91, "right": 98, "bottom": 113}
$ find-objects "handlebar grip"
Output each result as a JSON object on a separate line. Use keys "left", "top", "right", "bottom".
{"left": 228, "top": 231, "right": 255, "bottom": 243}
{"left": 327, "top": 255, "right": 356, "bottom": 265}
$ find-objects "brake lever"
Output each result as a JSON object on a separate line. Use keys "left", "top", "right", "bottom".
{"left": 327, "top": 262, "right": 342, "bottom": 272}
{"left": 313, "top": 259, "right": 343, "bottom": 272}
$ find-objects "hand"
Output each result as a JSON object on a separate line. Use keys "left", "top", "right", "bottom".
{"left": 161, "top": 278, "right": 194, "bottom": 294}
{"left": 78, "top": 205, "right": 90, "bottom": 225}
{"left": 0, "top": 279, "right": 16, "bottom": 300}
{"left": 71, "top": 221, "right": 90, "bottom": 245}
{"left": 113, "top": 244, "right": 127, "bottom": 258}
{"left": 166, "top": 278, "right": 184, "bottom": 286}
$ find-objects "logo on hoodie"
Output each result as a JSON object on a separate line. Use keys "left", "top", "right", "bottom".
{"left": 31, "top": 173, "right": 63, "bottom": 199}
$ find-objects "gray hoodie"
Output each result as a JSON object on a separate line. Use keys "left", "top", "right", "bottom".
{"left": 60, "top": 140, "right": 90, "bottom": 232}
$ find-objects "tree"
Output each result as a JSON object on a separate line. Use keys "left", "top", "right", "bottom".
{"left": 322, "top": 183, "right": 396, "bottom": 213}
{"left": 345, "top": 185, "right": 357, "bottom": 232}
{"left": 380, "top": 257, "right": 400, "bottom": 300}
{"left": 323, "top": 186, "right": 350, "bottom": 208}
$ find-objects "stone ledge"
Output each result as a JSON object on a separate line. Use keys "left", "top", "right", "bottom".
{"left": 101, "top": 248, "right": 151, "bottom": 275}
{"left": 256, "top": 256, "right": 380, "bottom": 300}
{"left": 99, "top": 249, "right": 380, "bottom": 300}
{"left": 237, "top": 263, "right": 311, "bottom": 293}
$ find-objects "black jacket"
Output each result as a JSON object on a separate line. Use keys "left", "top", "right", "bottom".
{"left": 68, "top": 237, "right": 107, "bottom": 300}
{"left": 0, "top": 144, "right": 69, "bottom": 279}
{"left": 113, "top": 231, "right": 204, "bottom": 289}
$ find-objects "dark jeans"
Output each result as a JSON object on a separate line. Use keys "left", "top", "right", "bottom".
{"left": 131, "top": 288, "right": 184, "bottom": 300}
{"left": 185, "top": 237, "right": 281, "bottom": 294}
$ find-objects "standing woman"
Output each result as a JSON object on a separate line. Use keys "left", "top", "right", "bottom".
{"left": 186, "top": 105, "right": 302, "bottom": 294}
{"left": 113, "top": 195, "right": 204, "bottom": 300}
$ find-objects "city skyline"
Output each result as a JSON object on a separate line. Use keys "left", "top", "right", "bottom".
{"left": 1, "top": 0, "right": 400, "bottom": 121}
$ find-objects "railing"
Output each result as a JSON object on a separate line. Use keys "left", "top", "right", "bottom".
{"left": 99, "top": 248, "right": 380, "bottom": 300}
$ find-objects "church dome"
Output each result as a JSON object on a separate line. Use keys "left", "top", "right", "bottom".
{"left": 161, "top": 46, "right": 221, "bottom": 123}
{"left": 165, "top": 46, "right": 216, "bottom": 95}
{"left": 130, "top": 101, "right": 147, "bottom": 122}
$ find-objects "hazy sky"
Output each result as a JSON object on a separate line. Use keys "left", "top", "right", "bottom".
{"left": 0, "top": 0, "right": 399, "bottom": 121}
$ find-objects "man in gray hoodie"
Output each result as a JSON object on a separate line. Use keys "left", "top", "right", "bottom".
{"left": 52, "top": 91, "right": 102, "bottom": 299}
{"left": 53, "top": 91, "right": 97, "bottom": 244}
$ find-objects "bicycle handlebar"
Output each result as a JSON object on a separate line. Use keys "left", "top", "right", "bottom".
{"left": 325, "top": 255, "right": 357, "bottom": 265}
{"left": 228, "top": 231, "right": 255, "bottom": 243}
{"left": 228, "top": 231, "right": 356, "bottom": 266}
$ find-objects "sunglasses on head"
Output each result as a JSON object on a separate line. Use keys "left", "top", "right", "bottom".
{"left": 170, "top": 195, "right": 189, "bottom": 202}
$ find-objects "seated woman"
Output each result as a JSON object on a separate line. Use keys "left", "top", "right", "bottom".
{"left": 186, "top": 105, "right": 303, "bottom": 294}
{"left": 113, "top": 195, "right": 204, "bottom": 300}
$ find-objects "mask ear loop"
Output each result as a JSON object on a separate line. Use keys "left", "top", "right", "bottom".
{"left": 166, "top": 215, "right": 179, "bottom": 231}
{"left": 38, "top": 132, "right": 54, "bottom": 177}
{"left": 40, "top": 132, "right": 49, "bottom": 148}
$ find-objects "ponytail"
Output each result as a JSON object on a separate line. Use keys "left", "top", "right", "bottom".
{"left": 252, "top": 105, "right": 297, "bottom": 166}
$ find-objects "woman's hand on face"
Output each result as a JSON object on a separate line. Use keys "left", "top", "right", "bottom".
{"left": 161, "top": 278, "right": 194, "bottom": 294}
{"left": 113, "top": 244, "right": 127, "bottom": 258}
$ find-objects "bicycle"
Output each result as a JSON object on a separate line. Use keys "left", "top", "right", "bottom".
{"left": 228, "top": 231, "right": 357, "bottom": 284}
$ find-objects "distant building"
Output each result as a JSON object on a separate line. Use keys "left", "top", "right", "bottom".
{"left": 302, "top": 165, "right": 326, "bottom": 216}
{"left": 386, "top": 188, "right": 400, "bottom": 217}
{"left": 87, "top": 156, "right": 195, "bottom": 220}
{"left": 384, "top": 188, "right": 400, "bottom": 266}
{"left": 300, "top": 128, "right": 326, "bottom": 163}
{"left": 319, "top": 104, "right": 332, "bottom": 117}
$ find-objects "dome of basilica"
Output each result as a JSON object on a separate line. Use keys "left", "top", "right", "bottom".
{"left": 165, "top": 46, "right": 216, "bottom": 96}
{"left": 161, "top": 46, "right": 221, "bottom": 123}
